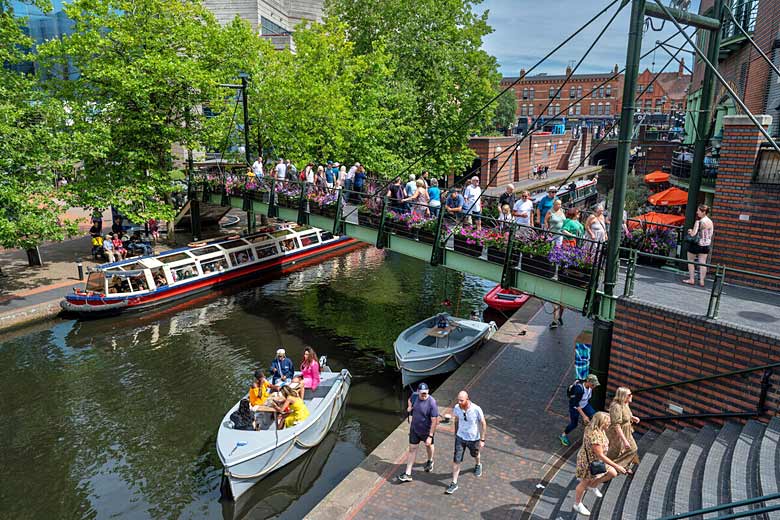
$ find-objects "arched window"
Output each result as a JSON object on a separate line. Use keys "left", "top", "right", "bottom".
{"left": 605, "top": 85, "right": 612, "bottom": 98}
{"left": 589, "top": 103, "right": 596, "bottom": 115}
{"left": 529, "top": 87, "right": 535, "bottom": 100}
{"left": 569, "top": 86, "right": 576, "bottom": 98}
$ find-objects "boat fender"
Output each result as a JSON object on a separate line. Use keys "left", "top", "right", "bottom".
{"left": 187, "top": 241, "right": 207, "bottom": 247}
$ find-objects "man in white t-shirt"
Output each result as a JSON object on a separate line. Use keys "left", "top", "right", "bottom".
{"left": 251, "top": 158, "right": 264, "bottom": 178}
{"left": 275, "top": 158, "right": 286, "bottom": 181}
{"left": 463, "top": 176, "right": 482, "bottom": 230}
{"left": 445, "top": 390, "right": 487, "bottom": 495}
{"left": 512, "top": 190, "right": 534, "bottom": 227}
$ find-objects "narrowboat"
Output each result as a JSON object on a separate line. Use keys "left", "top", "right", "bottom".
{"left": 61, "top": 222, "right": 361, "bottom": 317}
{"left": 483, "top": 284, "right": 531, "bottom": 312}
{"left": 532, "top": 176, "right": 599, "bottom": 209}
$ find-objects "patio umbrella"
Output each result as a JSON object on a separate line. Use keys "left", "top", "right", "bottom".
{"left": 627, "top": 211, "right": 685, "bottom": 230}
{"left": 644, "top": 170, "right": 670, "bottom": 183}
{"left": 648, "top": 187, "right": 688, "bottom": 206}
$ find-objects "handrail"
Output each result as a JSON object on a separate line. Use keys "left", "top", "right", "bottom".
{"left": 633, "top": 361, "right": 780, "bottom": 394}
{"left": 656, "top": 492, "right": 780, "bottom": 520}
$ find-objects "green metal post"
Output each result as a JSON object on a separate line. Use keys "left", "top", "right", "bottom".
{"left": 297, "top": 181, "right": 309, "bottom": 226}
{"left": 430, "top": 207, "right": 447, "bottom": 266}
{"left": 375, "top": 197, "right": 388, "bottom": 249}
{"left": 592, "top": 0, "right": 646, "bottom": 409}
{"left": 332, "top": 188, "right": 344, "bottom": 235}
{"left": 268, "top": 177, "right": 278, "bottom": 218}
{"left": 682, "top": 0, "right": 723, "bottom": 255}
{"left": 500, "top": 224, "right": 517, "bottom": 289}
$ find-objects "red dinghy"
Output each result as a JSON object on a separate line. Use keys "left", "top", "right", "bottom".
{"left": 483, "top": 284, "right": 530, "bottom": 312}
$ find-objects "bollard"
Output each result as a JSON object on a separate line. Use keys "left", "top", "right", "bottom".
{"left": 77, "top": 262, "right": 84, "bottom": 281}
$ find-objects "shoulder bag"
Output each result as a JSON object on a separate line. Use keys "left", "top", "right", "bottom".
{"left": 585, "top": 435, "right": 607, "bottom": 476}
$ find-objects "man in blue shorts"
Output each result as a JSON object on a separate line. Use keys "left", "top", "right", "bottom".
{"left": 398, "top": 382, "right": 439, "bottom": 482}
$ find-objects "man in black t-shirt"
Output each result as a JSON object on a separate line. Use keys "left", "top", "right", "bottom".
{"left": 498, "top": 183, "right": 515, "bottom": 210}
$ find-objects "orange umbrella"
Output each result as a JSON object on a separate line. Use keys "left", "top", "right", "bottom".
{"left": 648, "top": 187, "right": 688, "bottom": 206}
{"left": 627, "top": 211, "right": 685, "bottom": 230}
{"left": 644, "top": 170, "right": 670, "bottom": 183}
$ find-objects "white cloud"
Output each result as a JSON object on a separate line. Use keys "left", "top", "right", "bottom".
{"left": 477, "top": 0, "right": 701, "bottom": 76}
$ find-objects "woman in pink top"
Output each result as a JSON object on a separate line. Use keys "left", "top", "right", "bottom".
{"left": 300, "top": 346, "right": 321, "bottom": 392}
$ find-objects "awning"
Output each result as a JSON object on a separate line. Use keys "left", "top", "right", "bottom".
{"left": 648, "top": 187, "right": 688, "bottom": 206}
{"left": 627, "top": 212, "right": 685, "bottom": 230}
{"left": 644, "top": 170, "right": 670, "bottom": 183}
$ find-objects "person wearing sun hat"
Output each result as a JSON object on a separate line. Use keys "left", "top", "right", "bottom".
{"left": 559, "top": 374, "right": 600, "bottom": 447}
{"left": 269, "top": 348, "right": 294, "bottom": 385}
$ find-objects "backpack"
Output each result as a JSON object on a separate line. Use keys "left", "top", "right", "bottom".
{"left": 566, "top": 380, "right": 583, "bottom": 400}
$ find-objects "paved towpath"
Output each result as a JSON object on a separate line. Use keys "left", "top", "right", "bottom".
{"left": 308, "top": 301, "right": 593, "bottom": 520}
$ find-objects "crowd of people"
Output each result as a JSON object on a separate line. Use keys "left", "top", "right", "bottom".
{"left": 230, "top": 347, "right": 321, "bottom": 432}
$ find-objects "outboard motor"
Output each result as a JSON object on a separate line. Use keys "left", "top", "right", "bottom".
{"left": 320, "top": 355, "right": 331, "bottom": 373}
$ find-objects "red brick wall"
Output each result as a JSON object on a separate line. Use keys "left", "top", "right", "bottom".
{"left": 710, "top": 115, "right": 780, "bottom": 289}
{"left": 467, "top": 134, "right": 572, "bottom": 186}
{"left": 610, "top": 298, "right": 780, "bottom": 432}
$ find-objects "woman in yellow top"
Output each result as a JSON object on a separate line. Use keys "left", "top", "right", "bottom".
{"left": 274, "top": 385, "right": 309, "bottom": 429}
{"left": 249, "top": 370, "right": 272, "bottom": 411}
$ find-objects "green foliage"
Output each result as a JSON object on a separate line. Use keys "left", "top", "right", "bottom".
{"left": 489, "top": 88, "right": 517, "bottom": 134}
{"left": 624, "top": 173, "right": 651, "bottom": 217}
{"left": 324, "top": 0, "right": 500, "bottom": 176}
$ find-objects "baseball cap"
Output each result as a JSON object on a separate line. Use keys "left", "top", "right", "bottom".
{"left": 417, "top": 382, "right": 430, "bottom": 393}
{"left": 276, "top": 348, "right": 286, "bottom": 356}
{"left": 586, "top": 374, "right": 600, "bottom": 386}
{"left": 548, "top": 186, "right": 558, "bottom": 192}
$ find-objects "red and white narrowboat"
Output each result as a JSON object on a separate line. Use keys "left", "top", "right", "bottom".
{"left": 483, "top": 284, "right": 530, "bottom": 313}
{"left": 61, "top": 223, "right": 362, "bottom": 317}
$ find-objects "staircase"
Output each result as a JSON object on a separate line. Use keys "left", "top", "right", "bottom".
{"left": 528, "top": 417, "right": 780, "bottom": 519}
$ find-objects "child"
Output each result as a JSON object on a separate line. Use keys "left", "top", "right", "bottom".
{"left": 498, "top": 204, "right": 513, "bottom": 232}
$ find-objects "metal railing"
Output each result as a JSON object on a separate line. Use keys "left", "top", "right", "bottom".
{"left": 720, "top": 0, "right": 758, "bottom": 41}
{"left": 670, "top": 148, "right": 719, "bottom": 185}
{"left": 632, "top": 361, "right": 780, "bottom": 423}
{"left": 657, "top": 492, "right": 780, "bottom": 520}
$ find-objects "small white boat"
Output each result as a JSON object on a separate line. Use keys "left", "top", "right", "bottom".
{"left": 217, "top": 368, "right": 352, "bottom": 501}
{"left": 394, "top": 314, "right": 496, "bottom": 387}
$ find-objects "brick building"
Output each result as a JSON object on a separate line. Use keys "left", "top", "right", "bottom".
{"left": 500, "top": 65, "right": 624, "bottom": 133}
{"left": 635, "top": 60, "right": 691, "bottom": 118}
{"left": 685, "top": 0, "right": 780, "bottom": 143}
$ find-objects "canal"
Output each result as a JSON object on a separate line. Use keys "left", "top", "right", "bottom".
{"left": 0, "top": 247, "right": 501, "bottom": 519}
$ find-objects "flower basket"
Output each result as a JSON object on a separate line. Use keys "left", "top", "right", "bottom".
{"left": 358, "top": 212, "right": 379, "bottom": 228}
{"left": 386, "top": 220, "right": 416, "bottom": 238}
{"left": 520, "top": 253, "right": 554, "bottom": 278}
{"left": 311, "top": 204, "right": 338, "bottom": 218}
{"left": 453, "top": 236, "right": 483, "bottom": 257}
{"left": 558, "top": 267, "right": 591, "bottom": 288}
{"left": 486, "top": 247, "right": 507, "bottom": 264}
{"left": 417, "top": 230, "right": 439, "bottom": 244}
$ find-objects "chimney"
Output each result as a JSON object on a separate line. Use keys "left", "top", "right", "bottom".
{"left": 519, "top": 68, "right": 526, "bottom": 78}
{"left": 566, "top": 64, "right": 572, "bottom": 76}
{"left": 614, "top": 64, "right": 619, "bottom": 74}
{"left": 678, "top": 57, "right": 685, "bottom": 78}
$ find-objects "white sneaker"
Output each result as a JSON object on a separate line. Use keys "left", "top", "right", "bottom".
{"left": 572, "top": 502, "right": 591, "bottom": 516}
{"left": 590, "top": 487, "right": 603, "bottom": 498}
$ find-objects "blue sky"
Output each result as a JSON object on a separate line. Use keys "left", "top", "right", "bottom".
{"left": 477, "top": 0, "right": 701, "bottom": 77}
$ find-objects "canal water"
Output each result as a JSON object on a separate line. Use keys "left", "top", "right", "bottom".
{"left": 0, "top": 247, "right": 501, "bottom": 519}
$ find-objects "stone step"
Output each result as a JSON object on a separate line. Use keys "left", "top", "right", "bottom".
{"left": 760, "top": 417, "right": 780, "bottom": 520}
{"left": 674, "top": 425, "right": 719, "bottom": 516}
{"left": 530, "top": 446, "right": 578, "bottom": 520}
{"left": 730, "top": 420, "right": 767, "bottom": 519}
{"left": 620, "top": 429, "right": 677, "bottom": 520}
{"left": 701, "top": 421, "right": 742, "bottom": 519}
{"left": 594, "top": 431, "right": 659, "bottom": 519}
{"left": 646, "top": 428, "right": 696, "bottom": 519}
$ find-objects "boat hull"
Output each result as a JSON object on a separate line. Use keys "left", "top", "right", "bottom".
{"left": 398, "top": 340, "right": 484, "bottom": 387}
{"left": 61, "top": 237, "right": 362, "bottom": 318}
{"left": 218, "top": 370, "right": 352, "bottom": 501}
{"left": 483, "top": 284, "right": 530, "bottom": 312}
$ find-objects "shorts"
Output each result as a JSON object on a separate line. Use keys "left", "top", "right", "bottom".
{"left": 409, "top": 430, "right": 434, "bottom": 445}
{"left": 689, "top": 243, "right": 711, "bottom": 255}
{"left": 453, "top": 435, "right": 480, "bottom": 463}
{"left": 469, "top": 211, "right": 482, "bottom": 221}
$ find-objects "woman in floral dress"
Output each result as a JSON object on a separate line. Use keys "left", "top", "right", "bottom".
{"left": 606, "top": 387, "right": 640, "bottom": 474}
{"left": 573, "top": 412, "right": 628, "bottom": 516}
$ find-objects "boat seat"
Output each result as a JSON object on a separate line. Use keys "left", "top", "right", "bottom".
{"left": 306, "top": 383, "right": 333, "bottom": 400}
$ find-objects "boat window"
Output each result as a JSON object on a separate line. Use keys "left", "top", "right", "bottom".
{"left": 246, "top": 234, "right": 273, "bottom": 244}
{"left": 171, "top": 263, "right": 198, "bottom": 283}
{"left": 150, "top": 268, "right": 168, "bottom": 288}
{"left": 272, "top": 229, "right": 293, "bottom": 238}
{"left": 229, "top": 248, "right": 255, "bottom": 266}
{"left": 105, "top": 270, "right": 148, "bottom": 294}
{"left": 120, "top": 262, "right": 146, "bottom": 271}
{"left": 158, "top": 252, "right": 192, "bottom": 264}
{"left": 320, "top": 232, "right": 334, "bottom": 241}
{"left": 85, "top": 272, "right": 105, "bottom": 292}
{"left": 299, "top": 233, "right": 320, "bottom": 247}
{"left": 201, "top": 257, "right": 228, "bottom": 274}
{"left": 279, "top": 238, "right": 297, "bottom": 252}
{"left": 192, "top": 245, "right": 221, "bottom": 256}
{"left": 221, "top": 239, "right": 248, "bottom": 250}
{"left": 256, "top": 244, "right": 278, "bottom": 259}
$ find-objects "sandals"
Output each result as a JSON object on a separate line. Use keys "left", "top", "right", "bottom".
{"left": 681, "top": 279, "right": 695, "bottom": 285}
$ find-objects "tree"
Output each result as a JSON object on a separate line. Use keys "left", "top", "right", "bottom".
{"left": 0, "top": 0, "right": 79, "bottom": 254}
{"left": 488, "top": 88, "right": 518, "bottom": 135}
{"left": 324, "top": 0, "right": 501, "bottom": 177}
{"left": 38, "top": 0, "right": 266, "bottom": 226}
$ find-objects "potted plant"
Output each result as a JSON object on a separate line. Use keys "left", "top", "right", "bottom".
{"left": 385, "top": 211, "right": 416, "bottom": 238}
{"left": 357, "top": 197, "right": 382, "bottom": 228}
{"left": 516, "top": 231, "right": 554, "bottom": 278}
{"left": 548, "top": 244, "right": 596, "bottom": 288}
{"left": 621, "top": 225, "right": 677, "bottom": 267}
{"left": 453, "top": 226, "right": 484, "bottom": 257}
{"left": 483, "top": 230, "right": 509, "bottom": 264}
{"left": 415, "top": 215, "right": 440, "bottom": 244}
{"left": 308, "top": 191, "right": 338, "bottom": 217}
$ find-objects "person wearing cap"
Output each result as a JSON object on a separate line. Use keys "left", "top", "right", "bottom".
{"left": 444, "top": 188, "right": 465, "bottom": 221}
{"left": 537, "top": 186, "right": 558, "bottom": 227}
{"left": 269, "top": 348, "right": 295, "bottom": 385}
{"left": 445, "top": 390, "right": 487, "bottom": 495}
{"left": 397, "top": 382, "right": 439, "bottom": 482}
{"left": 325, "top": 161, "right": 336, "bottom": 188}
{"left": 559, "top": 374, "right": 600, "bottom": 447}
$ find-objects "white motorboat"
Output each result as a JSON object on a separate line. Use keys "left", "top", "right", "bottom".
{"left": 394, "top": 314, "right": 496, "bottom": 387}
{"left": 217, "top": 367, "right": 351, "bottom": 501}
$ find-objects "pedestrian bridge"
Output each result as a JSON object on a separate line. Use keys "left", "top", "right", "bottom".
{"left": 196, "top": 178, "right": 607, "bottom": 317}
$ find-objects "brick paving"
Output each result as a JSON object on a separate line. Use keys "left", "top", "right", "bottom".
{"left": 310, "top": 303, "right": 594, "bottom": 520}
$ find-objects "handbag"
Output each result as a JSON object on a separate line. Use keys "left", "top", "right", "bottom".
{"left": 585, "top": 439, "right": 608, "bottom": 476}
{"left": 684, "top": 233, "right": 699, "bottom": 245}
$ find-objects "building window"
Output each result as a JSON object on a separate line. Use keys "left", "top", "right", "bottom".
{"left": 636, "top": 84, "right": 644, "bottom": 93}
{"left": 569, "top": 86, "right": 576, "bottom": 98}
{"left": 589, "top": 103, "right": 596, "bottom": 115}
{"left": 644, "top": 99, "right": 652, "bottom": 109}
{"left": 576, "top": 103, "right": 582, "bottom": 115}
{"left": 520, "top": 105, "right": 527, "bottom": 116}
{"left": 569, "top": 105, "right": 575, "bottom": 115}
{"left": 604, "top": 103, "right": 611, "bottom": 115}
{"left": 549, "top": 87, "right": 556, "bottom": 99}
{"left": 606, "top": 85, "right": 612, "bottom": 98}
{"left": 548, "top": 105, "right": 555, "bottom": 116}
{"left": 591, "top": 86, "right": 599, "bottom": 98}
{"left": 655, "top": 98, "right": 665, "bottom": 107}
{"left": 529, "top": 87, "right": 535, "bottom": 100}
{"left": 597, "top": 103, "right": 604, "bottom": 115}
{"left": 577, "top": 86, "right": 583, "bottom": 98}
{"left": 260, "top": 16, "right": 289, "bottom": 35}
{"left": 555, "top": 103, "right": 561, "bottom": 115}
{"left": 522, "top": 88, "right": 529, "bottom": 100}
{"left": 647, "top": 84, "right": 654, "bottom": 93}
{"left": 598, "top": 86, "right": 605, "bottom": 98}
{"left": 528, "top": 104, "right": 534, "bottom": 115}
{"left": 754, "top": 147, "right": 780, "bottom": 184}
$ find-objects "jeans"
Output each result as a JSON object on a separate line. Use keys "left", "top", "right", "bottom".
{"left": 564, "top": 403, "right": 596, "bottom": 434}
